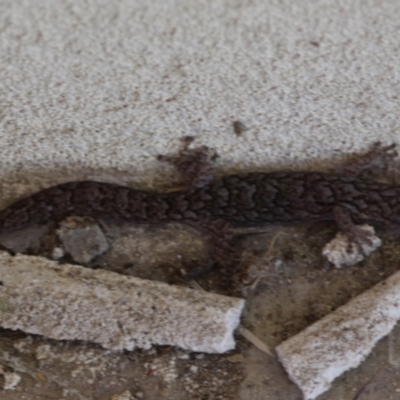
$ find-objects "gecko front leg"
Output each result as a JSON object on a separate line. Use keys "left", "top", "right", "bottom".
{"left": 321, "top": 206, "right": 382, "bottom": 268}
{"left": 186, "top": 216, "right": 236, "bottom": 291}
{"left": 158, "top": 136, "right": 217, "bottom": 191}
{"left": 158, "top": 138, "right": 237, "bottom": 288}
{"left": 322, "top": 206, "right": 382, "bottom": 268}
{"left": 333, "top": 206, "right": 375, "bottom": 249}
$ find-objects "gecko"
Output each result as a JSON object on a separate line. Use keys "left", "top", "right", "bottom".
{"left": 0, "top": 139, "right": 397, "bottom": 284}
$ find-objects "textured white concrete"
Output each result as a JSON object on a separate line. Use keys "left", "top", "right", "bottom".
{"left": 1, "top": 0, "right": 400, "bottom": 395}
{"left": 0, "top": 252, "right": 244, "bottom": 353}
{"left": 276, "top": 269, "right": 400, "bottom": 400}
{"left": 0, "top": 0, "right": 399, "bottom": 204}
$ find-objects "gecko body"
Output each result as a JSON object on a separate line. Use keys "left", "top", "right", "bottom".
{"left": 0, "top": 171, "right": 397, "bottom": 232}
{"left": 0, "top": 142, "right": 397, "bottom": 268}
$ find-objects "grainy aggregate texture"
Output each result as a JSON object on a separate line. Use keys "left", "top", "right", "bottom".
{"left": 1, "top": 1, "right": 400, "bottom": 399}
{"left": 1, "top": 0, "right": 400, "bottom": 204}
{"left": 276, "top": 269, "right": 400, "bottom": 400}
{"left": 0, "top": 251, "right": 244, "bottom": 353}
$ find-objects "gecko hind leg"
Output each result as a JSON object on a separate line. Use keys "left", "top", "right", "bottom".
{"left": 158, "top": 136, "right": 217, "bottom": 191}
{"left": 333, "top": 206, "right": 375, "bottom": 253}
{"left": 185, "top": 217, "right": 237, "bottom": 292}
{"left": 337, "top": 142, "right": 397, "bottom": 177}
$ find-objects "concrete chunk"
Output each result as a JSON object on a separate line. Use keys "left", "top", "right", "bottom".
{"left": 276, "top": 270, "right": 400, "bottom": 399}
{"left": 0, "top": 252, "right": 244, "bottom": 353}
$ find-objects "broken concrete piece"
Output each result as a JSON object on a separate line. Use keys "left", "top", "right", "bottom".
{"left": 0, "top": 252, "right": 244, "bottom": 353}
{"left": 322, "top": 224, "right": 381, "bottom": 268}
{"left": 276, "top": 269, "right": 400, "bottom": 400}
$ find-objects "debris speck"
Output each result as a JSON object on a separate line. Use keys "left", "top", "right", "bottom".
{"left": 144, "top": 357, "right": 178, "bottom": 384}
{"left": 0, "top": 365, "right": 21, "bottom": 391}
{"left": 233, "top": 120, "right": 249, "bottom": 136}
{"left": 189, "top": 365, "right": 198, "bottom": 373}
{"left": 51, "top": 246, "right": 65, "bottom": 260}
{"left": 225, "top": 353, "right": 245, "bottom": 363}
{"left": 111, "top": 390, "right": 133, "bottom": 400}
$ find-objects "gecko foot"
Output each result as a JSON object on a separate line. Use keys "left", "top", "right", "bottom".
{"left": 158, "top": 136, "right": 217, "bottom": 191}
{"left": 333, "top": 206, "right": 376, "bottom": 253}
{"left": 323, "top": 225, "right": 382, "bottom": 268}
{"left": 337, "top": 142, "right": 398, "bottom": 177}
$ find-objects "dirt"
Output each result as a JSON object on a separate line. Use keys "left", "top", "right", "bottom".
{"left": 0, "top": 220, "right": 400, "bottom": 399}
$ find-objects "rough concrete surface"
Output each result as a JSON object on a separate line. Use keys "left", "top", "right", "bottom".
{"left": 0, "top": 252, "right": 244, "bottom": 353}
{"left": 277, "top": 267, "right": 400, "bottom": 400}
{"left": 1, "top": 0, "right": 400, "bottom": 399}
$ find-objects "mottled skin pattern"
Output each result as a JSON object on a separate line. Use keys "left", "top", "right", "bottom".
{"left": 187, "top": 172, "right": 400, "bottom": 226}
{"left": 0, "top": 141, "right": 397, "bottom": 279}
{"left": 0, "top": 171, "right": 398, "bottom": 232}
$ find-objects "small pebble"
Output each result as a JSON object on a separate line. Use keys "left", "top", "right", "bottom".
{"left": 233, "top": 120, "right": 249, "bottom": 136}
{"left": 57, "top": 220, "right": 109, "bottom": 263}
